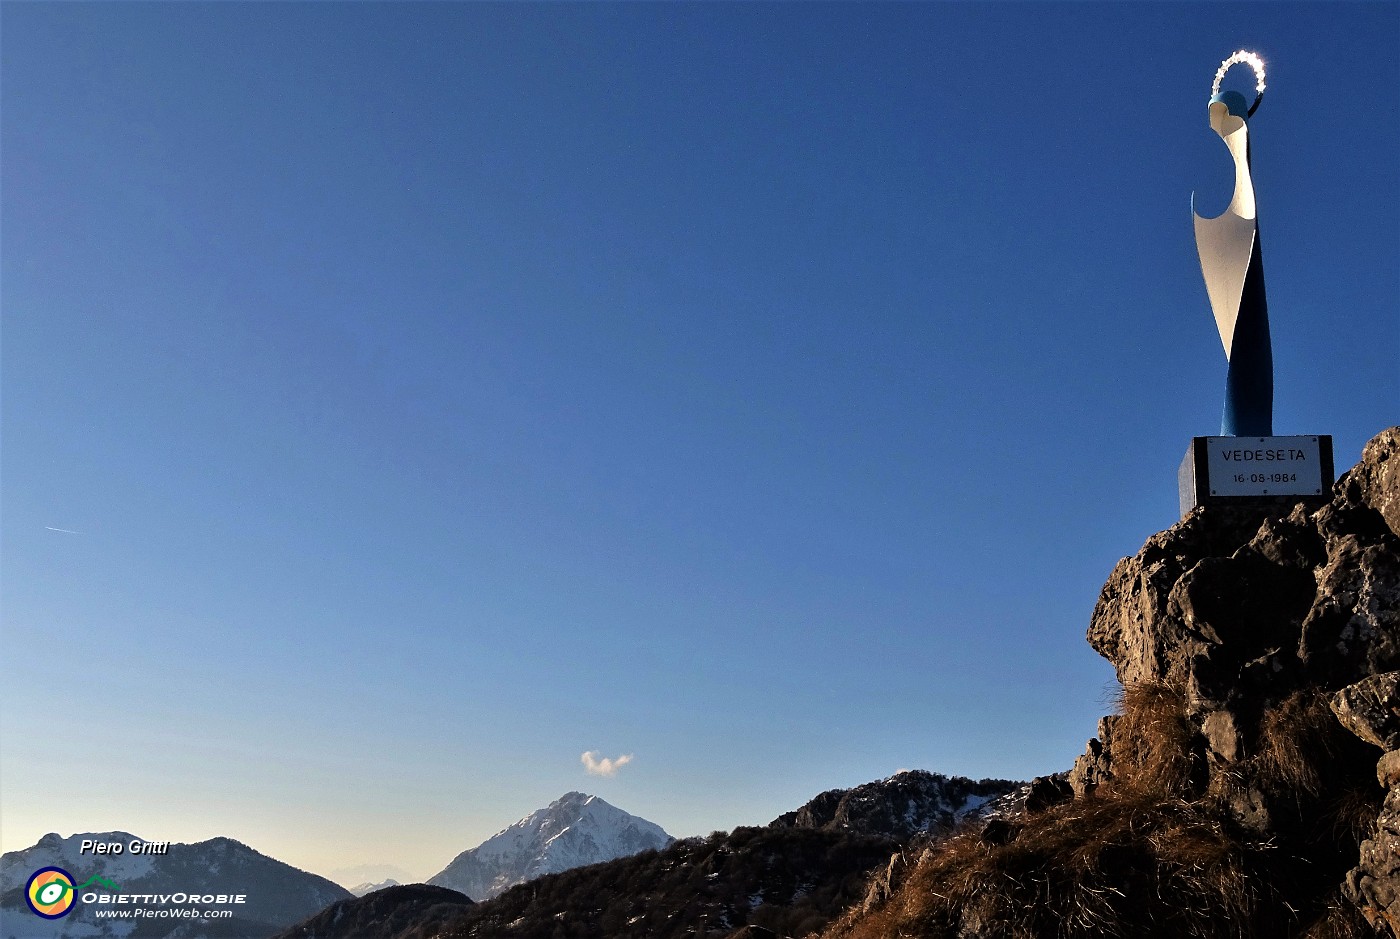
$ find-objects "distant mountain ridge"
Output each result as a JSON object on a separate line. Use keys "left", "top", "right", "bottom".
{"left": 0, "top": 831, "right": 351, "bottom": 939}
{"left": 427, "top": 791, "right": 673, "bottom": 900}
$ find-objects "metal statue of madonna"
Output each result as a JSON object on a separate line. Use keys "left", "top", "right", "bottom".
{"left": 1193, "top": 51, "right": 1272, "bottom": 437}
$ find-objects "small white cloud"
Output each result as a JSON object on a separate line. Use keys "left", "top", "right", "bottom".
{"left": 581, "top": 751, "right": 634, "bottom": 777}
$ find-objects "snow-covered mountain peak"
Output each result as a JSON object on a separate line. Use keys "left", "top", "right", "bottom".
{"left": 348, "top": 877, "right": 402, "bottom": 896}
{"left": 428, "top": 794, "right": 674, "bottom": 901}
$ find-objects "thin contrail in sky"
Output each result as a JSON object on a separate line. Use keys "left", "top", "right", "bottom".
{"left": 45, "top": 526, "right": 82, "bottom": 534}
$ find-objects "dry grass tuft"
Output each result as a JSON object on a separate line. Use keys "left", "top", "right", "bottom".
{"left": 1110, "top": 681, "right": 1201, "bottom": 797}
{"left": 1253, "top": 690, "right": 1340, "bottom": 798}
{"left": 1297, "top": 890, "right": 1386, "bottom": 938}
{"left": 1324, "top": 786, "right": 1383, "bottom": 848}
{"left": 1247, "top": 690, "right": 1383, "bottom": 857}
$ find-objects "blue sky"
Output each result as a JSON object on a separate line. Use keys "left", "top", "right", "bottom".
{"left": 2, "top": 2, "right": 1396, "bottom": 883}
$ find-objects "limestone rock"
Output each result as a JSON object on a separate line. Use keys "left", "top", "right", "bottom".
{"left": 1298, "top": 532, "right": 1400, "bottom": 686}
{"left": 1345, "top": 785, "right": 1400, "bottom": 936}
{"left": 1333, "top": 674, "right": 1400, "bottom": 751}
{"left": 1349, "top": 427, "right": 1400, "bottom": 539}
{"left": 1202, "top": 709, "right": 1242, "bottom": 762}
{"left": 855, "top": 848, "right": 929, "bottom": 916}
{"left": 1084, "top": 503, "right": 1291, "bottom": 693}
{"left": 1023, "top": 774, "right": 1072, "bottom": 813}
{"left": 1068, "top": 717, "right": 1117, "bottom": 797}
{"left": 1377, "top": 751, "right": 1400, "bottom": 789}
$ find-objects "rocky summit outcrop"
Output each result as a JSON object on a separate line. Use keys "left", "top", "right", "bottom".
{"left": 1069, "top": 426, "right": 1400, "bottom": 931}
{"left": 821, "top": 428, "right": 1400, "bottom": 939}
{"left": 1072, "top": 429, "right": 1399, "bottom": 786}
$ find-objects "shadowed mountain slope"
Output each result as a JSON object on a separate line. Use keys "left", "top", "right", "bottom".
{"left": 272, "top": 884, "right": 474, "bottom": 939}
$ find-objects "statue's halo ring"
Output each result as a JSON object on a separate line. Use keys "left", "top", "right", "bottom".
{"left": 1212, "top": 50, "right": 1266, "bottom": 116}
